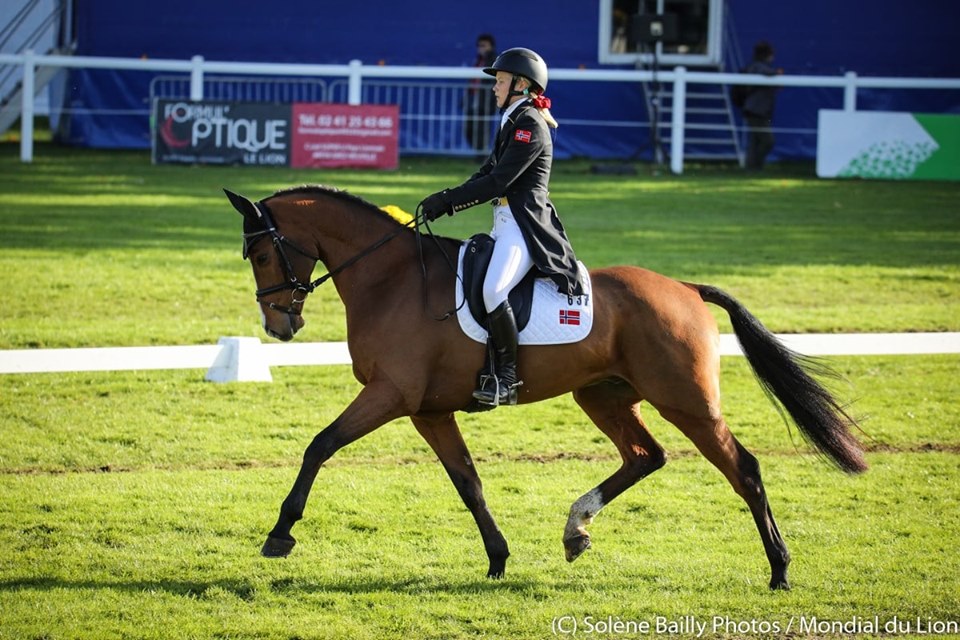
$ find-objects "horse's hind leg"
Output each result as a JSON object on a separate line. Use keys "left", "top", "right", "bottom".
{"left": 411, "top": 412, "right": 510, "bottom": 578}
{"left": 656, "top": 405, "right": 791, "bottom": 590}
{"left": 564, "top": 381, "right": 666, "bottom": 562}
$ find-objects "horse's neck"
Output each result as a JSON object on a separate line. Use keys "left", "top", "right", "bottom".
{"left": 303, "top": 197, "right": 417, "bottom": 295}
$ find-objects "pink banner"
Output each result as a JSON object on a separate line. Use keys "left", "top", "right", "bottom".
{"left": 291, "top": 103, "right": 399, "bottom": 169}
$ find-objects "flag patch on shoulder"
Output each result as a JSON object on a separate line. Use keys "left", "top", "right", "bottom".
{"left": 514, "top": 129, "right": 532, "bottom": 143}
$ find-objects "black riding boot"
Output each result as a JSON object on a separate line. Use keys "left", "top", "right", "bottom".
{"left": 473, "top": 300, "right": 522, "bottom": 407}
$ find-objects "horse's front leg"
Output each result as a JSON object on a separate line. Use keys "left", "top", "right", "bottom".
{"left": 262, "top": 380, "right": 406, "bottom": 557}
{"left": 411, "top": 413, "right": 510, "bottom": 578}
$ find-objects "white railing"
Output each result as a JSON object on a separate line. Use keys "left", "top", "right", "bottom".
{"left": 0, "top": 337, "right": 352, "bottom": 382}
{"left": 2, "top": 334, "right": 958, "bottom": 383}
{"left": 2, "top": 51, "right": 959, "bottom": 172}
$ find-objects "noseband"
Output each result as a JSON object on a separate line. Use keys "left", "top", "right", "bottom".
{"left": 242, "top": 200, "right": 413, "bottom": 316}
{"left": 241, "top": 201, "right": 324, "bottom": 316}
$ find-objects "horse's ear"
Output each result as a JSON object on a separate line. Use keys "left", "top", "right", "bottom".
{"left": 223, "top": 188, "right": 260, "bottom": 220}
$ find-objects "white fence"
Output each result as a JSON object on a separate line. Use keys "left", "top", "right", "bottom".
{"left": 1, "top": 334, "right": 958, "bottom": 383}
{"left": 2, "top": 51, "right": 960, "bottom": 173}
{"left": 0, "top": 337, "right": 351, "bottom": 383}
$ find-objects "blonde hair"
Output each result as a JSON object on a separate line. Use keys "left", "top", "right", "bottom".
{"left": 517, "top": 76, "right": 558, "bottom": 129}
{"left": 534, "top": 93, "right": 559, "bottom": 129}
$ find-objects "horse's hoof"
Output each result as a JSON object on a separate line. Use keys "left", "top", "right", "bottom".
{"left": 261, "top": 535, "right": 296, "bottom": 558}
{"left": 769, "top": 576, "right": 791, "bottom": 591}
{"left": 487, "top": 558, "right": 507, "bottom": 579}
{"left": 563, "top": 534, "right": 591, "bottom": 562}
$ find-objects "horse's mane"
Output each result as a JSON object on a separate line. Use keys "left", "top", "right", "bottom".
{"left": 268, "top": 184, "right": 406, "bottom": 228}
{"left": 265, "top": 184, "right": 463, "bottom": 257}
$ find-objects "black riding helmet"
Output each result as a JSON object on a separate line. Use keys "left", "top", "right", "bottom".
{"left": 483, "top": 47, "right": 548, "bottom": 92}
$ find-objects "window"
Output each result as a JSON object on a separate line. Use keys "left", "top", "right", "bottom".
{"left": 599, "top": 0, "right": 723, "bottom": 66}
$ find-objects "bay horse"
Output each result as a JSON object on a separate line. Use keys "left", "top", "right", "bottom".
{"left": 224, "top": 185, "right": 866, "bottom": 590}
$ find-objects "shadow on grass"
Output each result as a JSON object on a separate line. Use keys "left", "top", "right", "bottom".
{"left": 2, "top": 147, "right": 957, "bottom": 274}
{"left": 0, "top": 574, "right": 542, "bottom": 599}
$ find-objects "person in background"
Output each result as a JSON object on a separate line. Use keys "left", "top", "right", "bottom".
{"left": 464, "top": 34, "right": 498, "bottom": 155}
{"left": 420, "top": 48, "right": 584, "bottom": 408}
{"left": 742, "top": 40, "right": 782, "bottom": 170}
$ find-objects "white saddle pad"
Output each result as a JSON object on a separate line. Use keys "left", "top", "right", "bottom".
{"left": 455, "top": 242, "right": 594, "bottom": 345}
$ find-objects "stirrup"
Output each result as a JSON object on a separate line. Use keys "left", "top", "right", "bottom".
{"left": 473, "top": 373, "right": 522, "bottom": 407}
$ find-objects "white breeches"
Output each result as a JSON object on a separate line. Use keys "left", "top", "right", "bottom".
{"left": 483, "top": 205, "right": 535, "bottom": 312}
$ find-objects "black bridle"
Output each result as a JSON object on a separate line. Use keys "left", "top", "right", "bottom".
{"left": 242, "top": 200, "right": 418, "bottom": 316}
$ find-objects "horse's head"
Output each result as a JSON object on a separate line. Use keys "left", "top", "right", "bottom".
{"left": 224, "top": 189, "right": 318, "bottom": 342}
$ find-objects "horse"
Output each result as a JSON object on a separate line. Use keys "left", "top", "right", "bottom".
{"left": 224, "top": 185, "right": 867, "bottom": 590}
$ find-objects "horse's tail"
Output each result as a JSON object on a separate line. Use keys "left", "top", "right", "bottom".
{"left": 696, "top": 284, "right": 868, "bottom": 474}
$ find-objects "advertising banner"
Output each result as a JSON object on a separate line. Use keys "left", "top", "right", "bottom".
{"left": 152, "top": 100, "right": 290, "bottom": 166}
{"left": 291, "top": 103, "right": 400, "bottom": 169}
{"left": 152, "top": 100, "right": 400, "bottom": 170}
{"left": 817, "top": 110, "right": 960, "bottom": 181}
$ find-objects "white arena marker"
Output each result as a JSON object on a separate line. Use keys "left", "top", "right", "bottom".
{"left": 0, "top": 334, "right": 957, "bottom": 381}
{"left": 205, "top": 336, "right": 272, "bottom": 383}
{"left": 718, "top": 332, "right": 960, "bottom": 356}
{"left": 0, "top": 344, "right": 222, "bottom": 373}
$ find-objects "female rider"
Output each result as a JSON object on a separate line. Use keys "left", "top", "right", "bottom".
{"left": 419, "top": 47, "right": 584, "bottom": 407}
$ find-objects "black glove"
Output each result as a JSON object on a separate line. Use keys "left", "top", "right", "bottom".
{"left": 419, "top": 190, "right": 452, "bottom": 221}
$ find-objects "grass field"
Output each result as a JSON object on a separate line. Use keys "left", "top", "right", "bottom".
{"left": 1, "top": 144, "right": 959, "bottom": 639}
{"left": 1, "top": 146, "right": 958, "bottom": 348}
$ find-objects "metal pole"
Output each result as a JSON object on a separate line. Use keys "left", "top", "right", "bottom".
{"left": 20, "top": 49, "right": 35, "bottom": 163}
{"left": 190, "top": 55, "right": 204, "bottom": 100}
{"left": 843, "top": 71, "right": 857, "bottom": 111}
{"left": 348, "top": 59, "right": 362, "bottom": 105}
{"left": 670, "top": 66, "right": 687, "bottom": 175}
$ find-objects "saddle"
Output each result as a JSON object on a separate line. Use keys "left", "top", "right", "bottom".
{"left": 455, "top": 233, "right": 594, "bottom": 413}
{"left": 461, "top": 233, "right": 536, "bottom": 331}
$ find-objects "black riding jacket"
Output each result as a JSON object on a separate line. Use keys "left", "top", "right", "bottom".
{"left": 443, "top": 101, "right": 585, "bottom": 297}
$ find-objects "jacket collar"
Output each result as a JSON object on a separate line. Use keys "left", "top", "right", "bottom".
{"left": 499, "top": 98, "right": 531, "bottom": 130}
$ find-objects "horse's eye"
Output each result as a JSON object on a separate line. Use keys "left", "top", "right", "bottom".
{"left": 255, "top": 253, "right": 270, "bottom": 267}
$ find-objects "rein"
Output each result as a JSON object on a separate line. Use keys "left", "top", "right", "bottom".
{"left": 244, "top": 200, "right": 417, "bottom": 316}
{"left": 415, "top": 206, "right": 464, "bottom": 321}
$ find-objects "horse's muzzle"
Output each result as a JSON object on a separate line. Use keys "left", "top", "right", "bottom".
{"left": 262, "top": 308, "right": 304, "bottom": 342}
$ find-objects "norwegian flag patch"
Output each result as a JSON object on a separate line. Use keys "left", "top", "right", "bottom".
{"left": 514, "top": 129, "right": 532, "bottom": 143}
{"left": 558, "top": 309, "right": 581, "bottom": 326}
